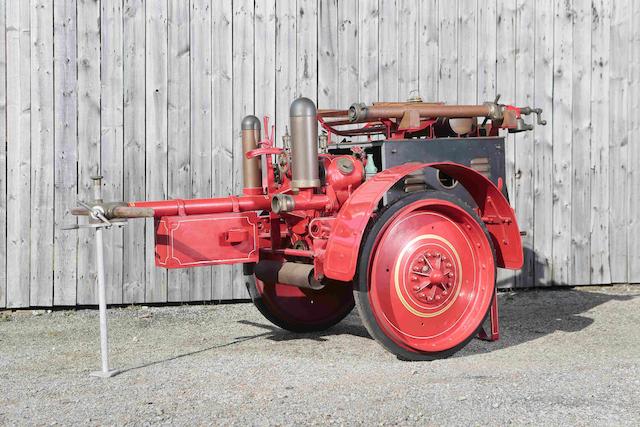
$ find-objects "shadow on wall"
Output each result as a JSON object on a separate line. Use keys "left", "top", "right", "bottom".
{"left": 497, "top": 245, "right": 553, "bottom": 289}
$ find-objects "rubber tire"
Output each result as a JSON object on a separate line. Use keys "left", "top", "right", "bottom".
{"left": 246, "top": 273, "right": 355, "bottom": 333}
{"left": 354, "top": 190, "right": 496, "bottom": 361}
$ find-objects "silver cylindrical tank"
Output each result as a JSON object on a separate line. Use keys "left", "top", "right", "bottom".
{"left": 241, "top": 115, "right": 262, "bottom": 191}
{"left": 290, "top": 97, "right": 320, "bottom": 189}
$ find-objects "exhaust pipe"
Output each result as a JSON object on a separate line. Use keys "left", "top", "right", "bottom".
{"left": 289, "top": 98, "right": 320, "bottom": 189}
{"left": 254, "top": 260, "right": 324, "bottom": 290}
{"left": 241, "top": 115, "right": 262, "bottom": 193}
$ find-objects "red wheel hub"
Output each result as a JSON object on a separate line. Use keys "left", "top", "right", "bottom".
{"left": 368, "top": 199, "right": 495, "bottom": 353}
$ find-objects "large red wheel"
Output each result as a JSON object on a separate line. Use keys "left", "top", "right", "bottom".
{"left": 354, "top": 190, "right": 496, "bottom": 360}
{"left": 246, "top": 255, "right": 354, "bottom": 333}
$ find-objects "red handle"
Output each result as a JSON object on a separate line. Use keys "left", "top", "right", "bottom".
{"left": 245, "top": 147, "right": 283, "bottom": 159}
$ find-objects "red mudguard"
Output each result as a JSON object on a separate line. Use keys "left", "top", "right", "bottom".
{"left": 323, "top": 162, "right": 523, "bottom": 282}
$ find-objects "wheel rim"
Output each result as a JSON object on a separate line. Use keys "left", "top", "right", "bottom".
{"left": 253, "top": 254, "right": 354, "bottom": 329}
{"left": 368, "top": 199, "right": 495, "bottom": 353}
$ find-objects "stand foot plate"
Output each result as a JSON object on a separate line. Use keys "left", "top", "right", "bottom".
{"left": 90, "top": 369, "right": 120, "bottom": 378}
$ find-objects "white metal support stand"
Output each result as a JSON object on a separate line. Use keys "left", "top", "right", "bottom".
{"left": 64, "top": 176, "right": 125, "bottom": 378}
{"left": 91, "top": 219, "right": 119, "bottom": 378}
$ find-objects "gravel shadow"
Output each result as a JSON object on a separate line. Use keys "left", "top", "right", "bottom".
{"left": 231, "top": 284, "right": 636, "bottom": 359}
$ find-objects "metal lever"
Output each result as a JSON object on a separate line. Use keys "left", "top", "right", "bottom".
{"left": 520, "top": 106, "right": 547, "bottom": 126}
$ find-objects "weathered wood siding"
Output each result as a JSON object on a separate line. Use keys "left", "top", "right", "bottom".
{"left": 0, "top": 0, "right": 638, "bottom": 307}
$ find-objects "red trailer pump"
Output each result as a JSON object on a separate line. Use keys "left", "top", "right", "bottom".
{"left": 73, "top": 96, "right": 545, "bottom": 360}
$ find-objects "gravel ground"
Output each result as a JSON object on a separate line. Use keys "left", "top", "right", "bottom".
{"left": 1, "top": 284, "right": 639, "bottom": 426}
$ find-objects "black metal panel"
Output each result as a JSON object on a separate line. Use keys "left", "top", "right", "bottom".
{"left": 381, "top": 137, "right": 506, "bottom": 206}
{"left": 329, "top": 137, "right": 507, "bottom": 208}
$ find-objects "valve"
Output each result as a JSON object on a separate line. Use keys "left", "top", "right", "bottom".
{"left": 519, "top": 106, "right": 547, "bottom": 126}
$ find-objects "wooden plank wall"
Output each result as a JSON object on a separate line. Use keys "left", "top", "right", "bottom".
{"left": 0, "top": 0, "right": 638, "bottom": 308}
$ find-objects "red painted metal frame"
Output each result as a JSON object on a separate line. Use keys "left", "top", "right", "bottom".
{"left": 322, "top": 162, "right": 523, "bottom": 282}
{"left": 477, "top": 288, "right": 500, "bottom": 341}
{"left": 130, "top": 195, "right": 271, "bottom": 217}
{"left": 155, "top": 211, "right": 260, "bottom": 268}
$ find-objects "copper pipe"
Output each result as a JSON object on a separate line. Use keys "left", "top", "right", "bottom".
{"left": 317, "top": 109, "right": 350, "bottom": 118}
{"left": 348, "top": 102, "right": 502, "bottom": 123}
{"left": 70, "top": 204, "right": 155, "bottom": 219}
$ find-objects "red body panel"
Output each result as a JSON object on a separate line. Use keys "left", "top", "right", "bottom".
{"left": 322, "top": 162, "right": 523, "bottom": 282}
{"left": 155, "top": 212, "right": 260, "bottom": 268}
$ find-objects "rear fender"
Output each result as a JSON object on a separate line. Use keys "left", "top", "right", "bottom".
{"left": 323, "top": 162, "right": 523, "bottom": 282}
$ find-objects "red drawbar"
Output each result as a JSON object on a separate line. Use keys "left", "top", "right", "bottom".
{"left": 155, "top": 212, "right": 260, "bottom": 268}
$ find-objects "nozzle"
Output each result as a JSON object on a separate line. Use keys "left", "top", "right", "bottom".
{"left": 348, "top": 102, "right": 367, "bottom": 122}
